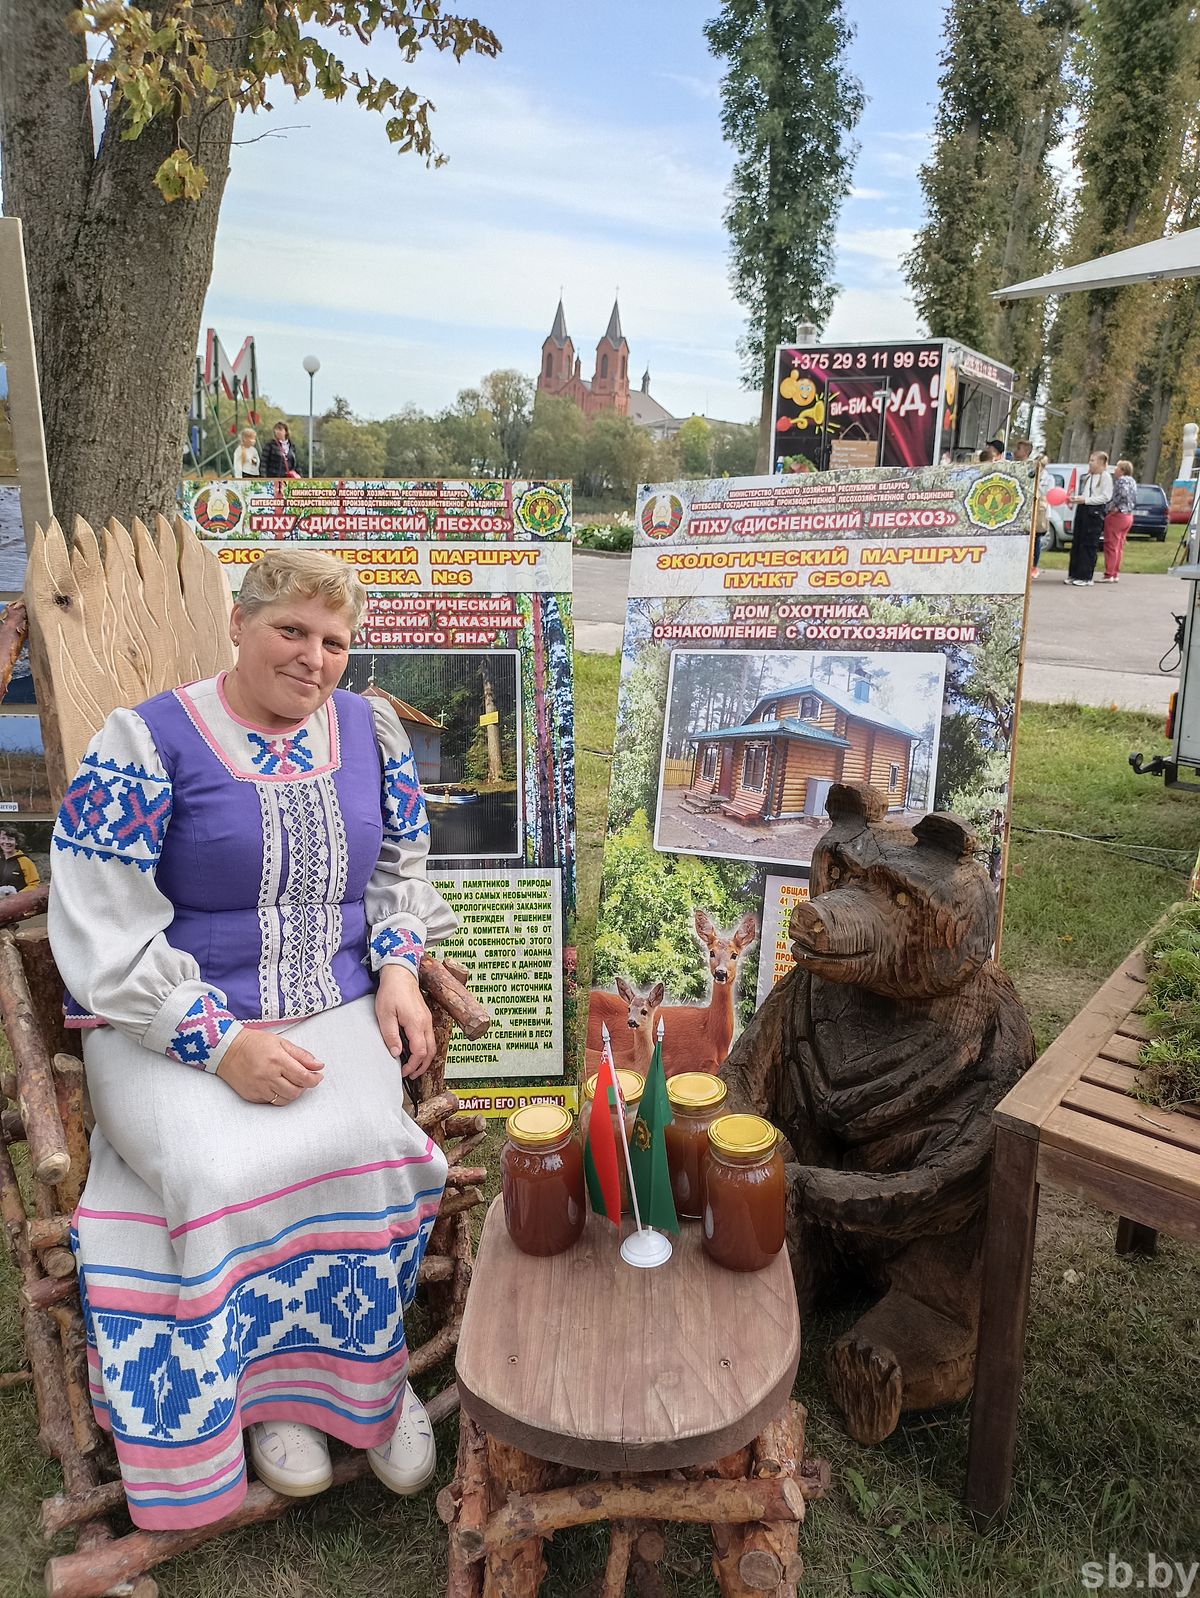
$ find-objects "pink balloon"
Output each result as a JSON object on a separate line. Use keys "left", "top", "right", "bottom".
{"left": 1045, "top": 485, "right": 1070, "bottom": 506}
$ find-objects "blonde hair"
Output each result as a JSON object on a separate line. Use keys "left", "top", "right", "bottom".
{"left": 236, "top": 547, "right": 366, "bottom": 630}
{"left": 239, "top": 427, "right": 257, "bottom": 444}
{"left": 1092, "top": 450, "right": 1110, "bottom": 466}
{"left": 1116, "top": 458, "right": 1134, "bottom": 476}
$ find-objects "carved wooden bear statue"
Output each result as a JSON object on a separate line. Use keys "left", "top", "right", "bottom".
{"left": 719, "top": 781, "right": 1034, "bottom": 1445}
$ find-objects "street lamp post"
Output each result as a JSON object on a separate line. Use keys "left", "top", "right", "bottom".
{"left": 302, "top": 354, "right": 321, "bottom": 476}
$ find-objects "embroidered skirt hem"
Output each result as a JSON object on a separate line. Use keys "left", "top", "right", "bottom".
{"left": 74, "top": 996, "right": 447, "bottom": 1530}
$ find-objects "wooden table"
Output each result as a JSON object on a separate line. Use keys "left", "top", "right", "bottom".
{"left": 964, "top": 943, "right": 1200, "bottom": 1524}
{"left": 444, "top": 1199, "right": 820, "bottom": 1596}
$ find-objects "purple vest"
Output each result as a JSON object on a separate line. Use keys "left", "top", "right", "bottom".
{"left": 98, "top": 687, "right": 382, "bottom": 1022}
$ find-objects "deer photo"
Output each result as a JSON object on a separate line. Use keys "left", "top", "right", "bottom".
{"left": 585, "top": 976, "right": 665, "bottom": 1073}
{"left": 659, "top": 910, "right": 758, "bottom": 1076}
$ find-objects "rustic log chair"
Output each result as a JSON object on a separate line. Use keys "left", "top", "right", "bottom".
{"left": 0, "top": 515, "right": 492, "bottom": 1598}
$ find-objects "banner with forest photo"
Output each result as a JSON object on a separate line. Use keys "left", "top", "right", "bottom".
{"left": 587, "top": 464, "right": 1035, "bottom": 1079}
{"left": 182, "top": 476, "right": 575, "bottom": 1082}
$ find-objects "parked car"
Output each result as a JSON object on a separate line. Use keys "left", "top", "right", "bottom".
{"left": 1131, "top": 482, "right": 1169, "bottom": 541}
{"left": 1040, "top": 462, "right": 1087, "bottom": 551}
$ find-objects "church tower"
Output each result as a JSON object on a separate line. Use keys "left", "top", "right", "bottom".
{"left": 538, "top": 298, "right": 576, "bottom": 397}
{"left": 588, "top": 299, "right": 630, "bottom": 416}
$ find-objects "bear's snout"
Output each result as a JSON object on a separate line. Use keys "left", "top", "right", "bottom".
{"left": 789, "top": 901, "right": 830, "bottom": 952}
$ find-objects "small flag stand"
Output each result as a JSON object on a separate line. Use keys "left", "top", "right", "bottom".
{"left": 601, "top": 1022, "right": 673, "bottom": 1269}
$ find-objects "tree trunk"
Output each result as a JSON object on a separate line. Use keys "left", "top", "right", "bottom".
{"left": 0, "top": 1, "right": 256, "bottom": 531}
{"left": 480, "top": 663, "right": 503, "bottom": 784}
{"left": 755, "top": 359, "right": 775, "bottom": 477}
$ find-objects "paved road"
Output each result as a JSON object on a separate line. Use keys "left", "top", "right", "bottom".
{"left": 573, "top": 552, "right": 1185, "bottom": 713}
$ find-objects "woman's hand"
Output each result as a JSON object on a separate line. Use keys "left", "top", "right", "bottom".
{"left": 215, "top": 1029, "right": 324, "bottom": 1104}
{"left": 376, "top": 962, "right": 436, "bottom": 1079}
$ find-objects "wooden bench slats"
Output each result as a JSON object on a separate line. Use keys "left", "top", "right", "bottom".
{"left": 1061, "top": 1080, "right": 1200, "bottom": 1156}
{"left": 1115, "top": 1015, "right": 1153, "bottom": 1043}
{"left": 995, "top": 952, "right": 1148, "bottom": 1135}
{"left": 1081, "top": 1057, "right": 1200, "bottom": 1121}
{"left": 1039, "top": 1105, "right": 1200, "bottom": 1201}
{"left": 1095, "top": 1031, "right": 1143, "bottom": 1068}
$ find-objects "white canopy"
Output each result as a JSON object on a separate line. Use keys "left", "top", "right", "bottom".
{"left": 993, "top": 226, "right": 1200, "bottom": 299}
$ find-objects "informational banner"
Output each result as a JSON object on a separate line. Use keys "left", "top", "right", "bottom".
{"left": 181, "top": 477, "right": 576, "bottom": 1081}
{"left": 588, "top": 465, "right": 1034, "bottom": 1075}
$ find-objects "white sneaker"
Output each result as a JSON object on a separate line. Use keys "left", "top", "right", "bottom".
{"left": 367, "top": 1382, "right": 437, "bottom": 1495}
{"left": 248, "top": 1420, "right": 333, "bottom": 1496}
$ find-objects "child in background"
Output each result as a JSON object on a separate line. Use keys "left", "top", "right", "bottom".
{"left": 232, "top": 427, "right": 259, "bottom": 479}
{"left": 0, "top": 828, "right": 39, "bottom": 895}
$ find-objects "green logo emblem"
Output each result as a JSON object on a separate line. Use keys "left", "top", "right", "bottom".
{"left": 965, "top": 472, "right": 1023, "bottom": 530}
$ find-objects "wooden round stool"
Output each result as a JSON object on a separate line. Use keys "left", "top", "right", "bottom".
{"left": 442, "top": 1200, "right": 825, "bottom": 1596}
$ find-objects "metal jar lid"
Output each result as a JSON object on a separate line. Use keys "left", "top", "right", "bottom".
{"left": 708, "top": 1113, "right": 778, "bottom": 1158}
{"left": 506, "top": 1104, "right": 573, "bottom": 1147}
{"left": 667, "top": 1072, "right": 729, "bottom": 1110}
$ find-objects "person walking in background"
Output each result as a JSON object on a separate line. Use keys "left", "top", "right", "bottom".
{"left": 232, "top": 427, "right": 259, "bottom": 479}
{"left": 1067, "top": 450, "right": 1113, "bottom": 586}
{"left": 1100, "top": 460, "right": 1137, "bottom": 582}
{"left": 0, "top": 828, "right": 39, "bottom": 895}
{"left": 260, "top": 421, "right": 299, "bottom": 478}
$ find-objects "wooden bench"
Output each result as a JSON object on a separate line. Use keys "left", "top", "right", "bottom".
{"left": 964, "top": 941, "right": 1200, "bottom": 1524}
{"left": 443, "top": 1200, "right": 826, "bottom": 1596}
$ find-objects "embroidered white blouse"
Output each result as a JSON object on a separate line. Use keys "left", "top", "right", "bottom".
{"left": 48, "top": 677, "right": 457, "bottom": 1071}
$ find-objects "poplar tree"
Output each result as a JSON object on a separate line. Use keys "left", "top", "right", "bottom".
{"left": 705, "top": 0, "right": 863, "bottom": 472}
{"left": 0, "top": 2, "right": 499, "bottom": 530}
{"left": 1046, "top": 0, "right": 1199, "bottom": 461}
{"left": 904, "top": 0, "right": 1078, "bottom": 402}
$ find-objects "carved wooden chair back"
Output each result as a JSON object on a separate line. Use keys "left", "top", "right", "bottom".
{"left": 0, "top": 519, "right": 488, "bottom": 1598}
{"left": 25, "top": 514, "right": 234, "bottom": 806}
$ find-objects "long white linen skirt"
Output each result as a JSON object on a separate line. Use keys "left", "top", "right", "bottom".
{"left": 73, "top": 995, "right": 447, "bottom": 1530}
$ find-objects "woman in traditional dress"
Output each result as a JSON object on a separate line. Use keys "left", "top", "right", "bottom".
{"left": 48, "top": 547, "right": 456, "bottom": 1530}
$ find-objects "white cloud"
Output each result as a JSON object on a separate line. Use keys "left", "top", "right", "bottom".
{"left": 849, "top": 186, "right": 888, "bottom": 201}
{"left": 824, "top": 284, "right": 923, "bottom": 343}
{"left": 655, "top": 70, "right": 721, "bottom": 102}
{"left": 837, "top": 226, "right": 916, "bottom": 262}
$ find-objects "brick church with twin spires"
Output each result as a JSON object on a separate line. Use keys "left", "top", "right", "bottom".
{"left": 536, "top": 296, "right": 682, "bottom": 438}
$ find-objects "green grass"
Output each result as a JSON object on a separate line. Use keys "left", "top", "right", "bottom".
{"left": 2, "top": 674, "right": 1199, "bottom": 1598}
{"left": 1038, "top": 534, "right": 1187, "bottom": 576}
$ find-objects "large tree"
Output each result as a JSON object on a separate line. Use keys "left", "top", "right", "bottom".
{"left": 904, "top": 0, "right": 1079, "bottom": 403}
{"left": 0, "top": 2, "right": 499, "bottom": 530}
{"left": 705, "top": 0, "right": 863, "bottom": 472}
{"left": 1046, "top": 0, "right": 1199, "bottom": 461}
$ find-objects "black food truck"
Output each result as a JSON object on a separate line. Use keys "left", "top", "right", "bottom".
{"left": 771, "top": 338, "right": 1016, "bottom": 473}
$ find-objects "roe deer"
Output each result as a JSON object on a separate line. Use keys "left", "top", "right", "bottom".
{"left": 585, "top": 977, "right": 665, "bottom": 1073}
{"left": 658, "top": 910, "right": 758, "bottom": 1075}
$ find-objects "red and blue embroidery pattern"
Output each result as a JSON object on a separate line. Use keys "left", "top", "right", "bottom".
{"left": 370, "top": 925, "right": 424, "bottom": 973}
{"left": 381, "top": 752, "right": 429, "bottom": 843}
{"left": 246, "top": 729, "right": 315, "bottom": 778}
{"left": 167, "top": 991, "right": 238, "bottom": 1069}
{"left": 54, "top": 755, "right": 172, "bottom": 872}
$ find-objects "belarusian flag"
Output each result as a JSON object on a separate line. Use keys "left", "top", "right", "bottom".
{"left": 628, "top": 1020, "right": 679, "bottom": 1235}
{"left": 583, "top": 1035, "right": 622, "bottom": 1225}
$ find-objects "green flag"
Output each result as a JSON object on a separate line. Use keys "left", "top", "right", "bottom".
{"left": 628, "top": 1020, "right": 679, "bottom": 1235}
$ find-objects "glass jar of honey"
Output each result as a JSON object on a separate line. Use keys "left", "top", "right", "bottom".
{"left": 665, "top": 1073, "right": 728, "bottom": 1219}
{"left": 702, "top": 1114, "right": 785, "bottom": 1272}
{"left": 501, "top": 1105, "right": 585, "bottom": 1257}
{"left": 579, "top": 1069, "right": 644, "bottom": 1213}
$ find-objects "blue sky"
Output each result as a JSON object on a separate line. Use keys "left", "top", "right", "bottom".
{"left": 202, "top": 1, "right": 944, "bottom": 426}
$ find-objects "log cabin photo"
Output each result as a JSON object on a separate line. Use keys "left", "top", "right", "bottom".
{"left": 655, "top": 650, "right": 944, "bottom": 867}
